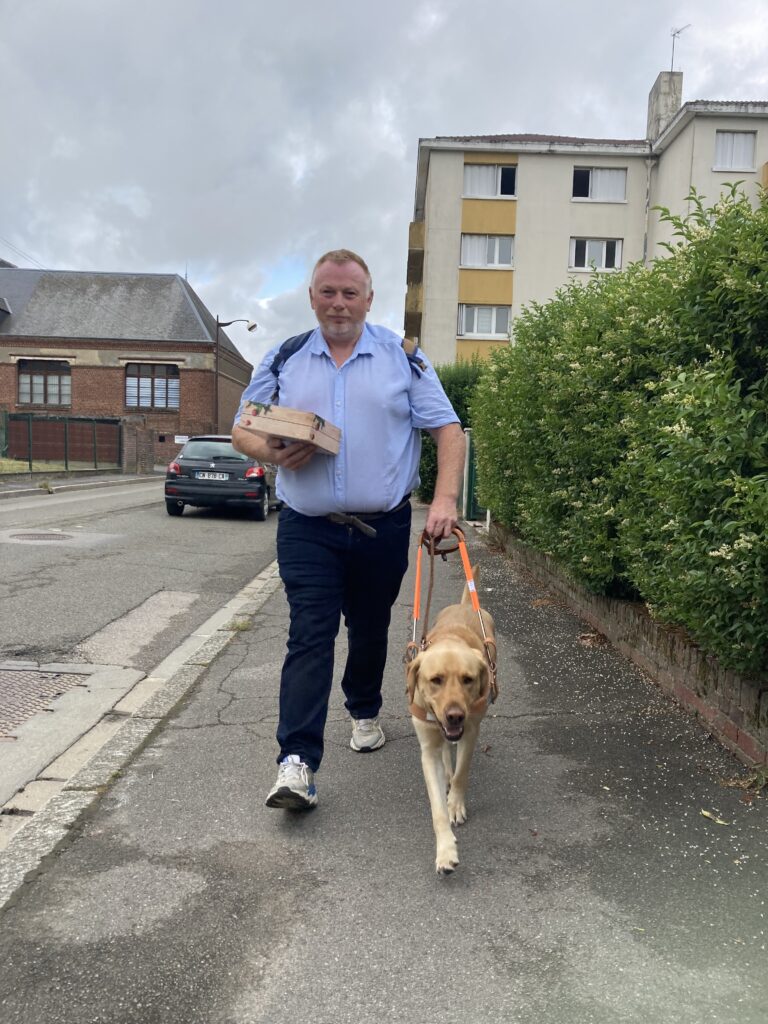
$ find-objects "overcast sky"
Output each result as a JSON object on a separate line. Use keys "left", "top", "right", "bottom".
{"left": 2, "top": 0, "right": 767, "bottom": 365}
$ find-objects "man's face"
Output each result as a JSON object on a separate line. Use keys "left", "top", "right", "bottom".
{"left": 309, "top": 260, "right": 373, "bottom": 344}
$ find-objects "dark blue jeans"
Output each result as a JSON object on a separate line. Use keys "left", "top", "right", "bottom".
{"left": 275, "top": 502, "right": 412, "bottom": 771}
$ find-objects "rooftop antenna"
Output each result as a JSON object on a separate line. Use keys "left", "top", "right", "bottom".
{"left": 670, "top": 23, "right": 691, "bottom": 72}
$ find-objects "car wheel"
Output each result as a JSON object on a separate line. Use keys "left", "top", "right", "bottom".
{"left": 251, "top": 489, "right": 269, "bottom": 521}
{"left": 166, "top": 500, "right": 184, "bottom": 516}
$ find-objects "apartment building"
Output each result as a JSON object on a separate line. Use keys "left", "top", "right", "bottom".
{"left": 406, "top": 72, "right": 768, "bottom": 365}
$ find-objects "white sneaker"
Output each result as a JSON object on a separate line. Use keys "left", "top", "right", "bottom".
{"left": 265, "top": 755, "right": 318, "bottom": 810}
{"left": 350, "top": 717, "right": 386, "bottom": 752}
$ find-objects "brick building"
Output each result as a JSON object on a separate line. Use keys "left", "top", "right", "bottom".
{"left": 0, "top": 268, "right": 253, "bottom": 466}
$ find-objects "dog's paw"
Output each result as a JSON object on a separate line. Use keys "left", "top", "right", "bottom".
{"left": 435, "top": 838, "right": 459, "bottom": 875}
{"left": 447, "top": 789, "right": 467, "bottom": 826}
{"left": 448, "top": 806, "right": 467, "bottom": 826}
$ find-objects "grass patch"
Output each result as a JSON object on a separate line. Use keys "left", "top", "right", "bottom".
{"left": 227, "top": 617, "right": 253, "bottom": 632}
{"left": 0, "top": 458, "right": 68, "bottom": 473}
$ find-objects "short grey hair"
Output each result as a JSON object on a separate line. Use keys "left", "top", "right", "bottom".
{"left": 311, "top": 249, "right": 372, "bottom": 293}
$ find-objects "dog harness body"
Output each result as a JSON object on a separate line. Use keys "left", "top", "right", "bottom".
{"left": 406, "top": 529, "right": 499, "bottom": 724}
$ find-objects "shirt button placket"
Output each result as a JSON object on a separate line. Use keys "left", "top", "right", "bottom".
{"left": 334, "top": 374, "right": 344, "bottom": 504}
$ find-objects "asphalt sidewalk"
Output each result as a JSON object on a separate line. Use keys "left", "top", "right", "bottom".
{"left": 0, "top": 506, "right": 766, "bottom": 1023}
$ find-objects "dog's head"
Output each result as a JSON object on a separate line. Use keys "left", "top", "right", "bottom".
{"left": 406, "top": 639, "right": 490, "bottom": 742}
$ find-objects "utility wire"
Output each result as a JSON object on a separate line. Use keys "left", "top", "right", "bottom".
{"left": 0, "top": 235, "right": 47, "bottom": 270}
{"left": 0, "top": 235, "right": 224, "bottom": 347}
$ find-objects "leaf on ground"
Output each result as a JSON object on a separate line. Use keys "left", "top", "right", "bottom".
{"left": 578, "top": 632, "right": 607, "bottom": 647}
{"left": 700, "top": 809, "right": 730, "bottom": 825}
{"left": 721, "top": 768, "right": 768, "bottom": 794}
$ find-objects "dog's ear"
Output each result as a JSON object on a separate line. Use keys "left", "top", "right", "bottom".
{"left": 405, "top": 654, "right": 421, "bottom": 702}
{"left": 476, "top": 653, "right": 490, "bottom": 698}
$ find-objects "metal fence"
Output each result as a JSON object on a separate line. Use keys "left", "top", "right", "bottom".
{"left": 461, "top": 428, "right": 487, "bottom": 522}
{"left": 0, "top": 413, "right": 122, "bottom": 473}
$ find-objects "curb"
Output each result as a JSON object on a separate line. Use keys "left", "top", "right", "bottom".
{"left": 0, "top": 561, "right": 283, "bottom": 911}
{"left": 0, "top": 475, "right": 162, "bottom": 502}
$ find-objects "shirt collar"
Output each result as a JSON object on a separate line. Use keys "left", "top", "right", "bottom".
{"left": 308, "top": 323, "right": 375, "bottom": 361}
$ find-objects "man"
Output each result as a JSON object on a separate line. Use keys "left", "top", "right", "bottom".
{"left": 232, "top": 249, "right": 465, "bottom": 810}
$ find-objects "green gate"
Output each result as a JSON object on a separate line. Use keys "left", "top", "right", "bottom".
{"left": 462, "top": 428, "right": 487, "bottom": 522}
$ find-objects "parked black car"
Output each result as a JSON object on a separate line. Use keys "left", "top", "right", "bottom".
{"left": 164, "top": 435, "right": 277, "bottom": 519}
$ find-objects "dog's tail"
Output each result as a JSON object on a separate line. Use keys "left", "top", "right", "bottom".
{"left": 461, "top": 565, "right": 480, "bottom": 605}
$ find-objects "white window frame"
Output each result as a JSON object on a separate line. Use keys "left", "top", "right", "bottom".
{"left": 457, "top": 304, "right": 511, "bottom": 338}
{"left": 460, "top": 234, "right": 515, "bottom": 268}
{"left": 463, "top": 164, "right": 517, "bottom": 199}
{"left": 572, "top": 166, "right": 627, "bottom": 202}
{"left": 569, "top": 237, "right": 623, "bottom": 272}
{"left": 713, "top": 131, "right": 757, "bottom": 171}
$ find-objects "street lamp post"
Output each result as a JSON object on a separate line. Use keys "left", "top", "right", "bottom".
{"left": 214, "top": 316, "right": 258, "bottom": 431}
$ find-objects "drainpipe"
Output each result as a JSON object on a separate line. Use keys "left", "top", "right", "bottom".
{"left": 643, "top": 156, "right": 653, "bottom": 265}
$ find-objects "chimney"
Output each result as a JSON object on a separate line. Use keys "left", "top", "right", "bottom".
{"left": 647, "top": 71, "right": 683, "bottom": 141}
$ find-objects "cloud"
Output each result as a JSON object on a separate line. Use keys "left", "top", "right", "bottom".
{"left": 1, "top": 0, "right": 767, "bottom": 362}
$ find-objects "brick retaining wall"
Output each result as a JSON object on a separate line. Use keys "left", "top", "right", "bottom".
{"left": 491, "top": 525, "right": 768, "bottom": 767}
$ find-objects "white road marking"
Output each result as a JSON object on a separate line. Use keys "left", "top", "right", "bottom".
{"left": 72, "top": 591, "right": 200, "bottom": 667}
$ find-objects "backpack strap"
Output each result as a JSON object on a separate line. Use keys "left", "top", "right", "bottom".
{"left": 402, "top": 336, "right": 427, "bottom": 376}
{"left": 268, "top": 330, "right": 427, "bottom": 403}
{"left": 268, "top": 330, "right": 314, "bottom": 403}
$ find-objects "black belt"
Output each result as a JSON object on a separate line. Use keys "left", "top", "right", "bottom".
{"left": 326, "top": 494, "right": 411, "bottom": 538}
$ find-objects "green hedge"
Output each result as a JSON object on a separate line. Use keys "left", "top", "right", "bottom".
{"left": 471, "top": 188, "right": 768, "bottom": 674}
{"left": 417, "top": 355, "right": 483, "bottom": 501}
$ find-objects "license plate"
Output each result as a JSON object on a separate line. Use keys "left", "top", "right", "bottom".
{"left": 196, "top": 471, "right": 228, "bottom": 480}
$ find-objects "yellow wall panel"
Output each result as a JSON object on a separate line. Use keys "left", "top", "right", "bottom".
{"left": 456, "top": 339, "right": 508, "bottom": 361}
{"left": 405, "top": 282, "right": 423, "bottom": 313}
{"left": 409, "top": 220, "right": 425, "bottom": 247}
{"left": 461, "top": 199, "right": 517, "bottom": 234}
{"left": 458, "top": 269, "right": 513, "bottom": 304}
{"left": 463, "top": 153, "right": 518, "bottom": 166}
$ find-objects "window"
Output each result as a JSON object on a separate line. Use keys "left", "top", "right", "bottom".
{"left": 180, "top": 439, "right": 248, "bottom": 461}
{"left": 460, "top": 234, "right": 514, "bottom": 267}
{"left": 463, "top": 164, "right": 516, "bottom": 198}
{"left": 714, "top": 131, "right": 756, "bottom": 170}
{"left": 458, "top": 304, "right": 510, "bottom": 337}
{"left": 572, "top": 167, "right": 626, "bottom": 201}
{"left": 570, "top": 238, "right": 623, "bottom": 271}
{"left": 17, "top": 359, "right": 71, "bottom": 406}
{"left": 125, "top": 363, "right": 180, "bottom": 409}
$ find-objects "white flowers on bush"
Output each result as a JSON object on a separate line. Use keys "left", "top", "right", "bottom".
{"left": 707, "top": 545, "right": 734, "bottom": 560}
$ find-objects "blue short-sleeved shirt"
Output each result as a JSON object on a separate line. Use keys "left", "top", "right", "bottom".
{"left": 235, "top": 323, "right": 459, "bottom": 516}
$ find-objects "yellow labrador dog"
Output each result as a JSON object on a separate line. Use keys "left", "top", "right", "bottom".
{"left": 406, "top": 569, "right": 496, "bottom": 875}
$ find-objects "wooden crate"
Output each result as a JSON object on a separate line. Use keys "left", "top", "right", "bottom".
{"left": 238, "top": 401, "right": 341, "bottom": 455}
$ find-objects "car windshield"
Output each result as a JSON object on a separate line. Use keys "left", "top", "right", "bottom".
{"left": 181, "top": 440, "right": 248, "bottom": 462}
